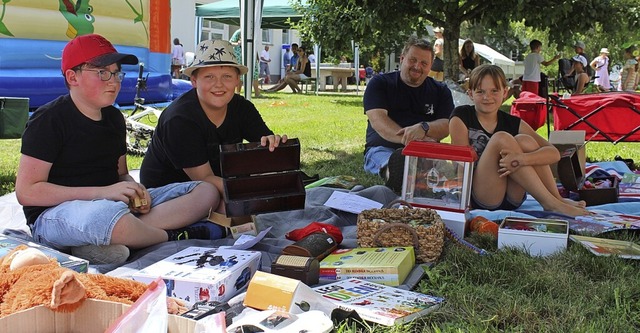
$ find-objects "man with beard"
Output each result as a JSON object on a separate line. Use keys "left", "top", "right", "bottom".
{"left": 363, "top": 36, "right": 454, "bottom": 193}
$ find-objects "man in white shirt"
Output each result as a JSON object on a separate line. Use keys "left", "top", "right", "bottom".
{"left": 260, "top": 45, "right": 271, "bottom": 84}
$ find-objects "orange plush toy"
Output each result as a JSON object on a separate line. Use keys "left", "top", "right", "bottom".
{"left": 0, "top": 245, "right": 186, "bottom": 318}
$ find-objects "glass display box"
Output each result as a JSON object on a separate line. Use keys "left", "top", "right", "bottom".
{"left": 400, "top": 142, "right": 477, "bottom": 236}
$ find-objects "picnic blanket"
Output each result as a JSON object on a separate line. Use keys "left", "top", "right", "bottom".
{"left": 1, "top": 161, "right": 638, "bottom": 282}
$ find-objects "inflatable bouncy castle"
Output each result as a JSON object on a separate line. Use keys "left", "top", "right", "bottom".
{"left": 0, "top": 0, "right": 173, "bottom": 108}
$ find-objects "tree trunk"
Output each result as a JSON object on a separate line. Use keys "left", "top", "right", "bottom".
{"left": 441, "top": 23, "right": 462, "bottom": 82}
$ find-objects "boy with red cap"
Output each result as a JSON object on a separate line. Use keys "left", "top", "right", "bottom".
{"left": 16, "top": 34, "right": 223, "bottom": 266}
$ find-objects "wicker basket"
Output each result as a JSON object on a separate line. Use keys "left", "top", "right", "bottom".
{"left": 357, "top": 200, "right": 445, "bottom": 263}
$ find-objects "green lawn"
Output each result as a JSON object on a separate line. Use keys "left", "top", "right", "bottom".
{"left": 1, "top": 92, "right": 639, "bottom": 332}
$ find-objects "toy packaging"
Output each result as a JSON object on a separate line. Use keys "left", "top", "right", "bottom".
{"left": 132, "top": 246, "right": 260, "bottom": 304}
{"left": 0, "top": 234, "right": 88, "bottom": 273}
{"left": 498, "top": 217, "right": 569, "bottom": 256}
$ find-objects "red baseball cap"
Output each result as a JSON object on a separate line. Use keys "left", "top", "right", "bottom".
{"left": 61, "top": 34, "right": 138, "bottom": 72}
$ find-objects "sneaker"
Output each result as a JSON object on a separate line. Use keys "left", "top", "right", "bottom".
{"left": 71, "top": 244, "right": 130, "bottom": 265}
{"left": 385, "top": 148, "right": 405, "bottom": 194}
{"left": 167, "top": 221, "right": 227, "bottom": 241}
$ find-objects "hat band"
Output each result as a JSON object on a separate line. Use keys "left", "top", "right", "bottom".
{"left": 198, "top": 60, "right": 239, "bottom": 66}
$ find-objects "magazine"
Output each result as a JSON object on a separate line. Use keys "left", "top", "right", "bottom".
{"left": 313, "top": 279, "right": 444, "bottom": 326}
{"left": 619, "top": 173, "right": 640, "bottom": 196}
{"left": 570, "top": 235, "right": 640, "bottom": 259}
{"left": 572, "top": 210, "right": 640, "bottom": 235}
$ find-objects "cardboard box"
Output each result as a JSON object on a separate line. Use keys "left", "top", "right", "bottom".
{"left": 498, "top": 217, "right": 568, "bottom": 256}
{"left": 243, "top": 271, "right": 334, "bottom": 314}
{"left": 132, "top": 246, "right": 261, "bottom": 304}
{"left": 219, "top": 138, "right": 306, "bottom": 217}
{"left": 208, "top": 211, "right": 258, "bottom": 239}
{"left": 557, "top": 147, "right": 618, "bottom": 206}
{"left": 0, "top": 234, "right": 89, "bottom": 273}
{"left": 549, "top": 130, "right": 586, "bottom": 181}
{"left": 0, "top": 299, "right": 197, "bottom": 333}
{"left": 319, "top": 247, "right": 415, "bottom": 286}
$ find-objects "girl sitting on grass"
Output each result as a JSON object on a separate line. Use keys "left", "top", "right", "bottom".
{"left": 449, "top": 64, "right": 589, "bottom": 217}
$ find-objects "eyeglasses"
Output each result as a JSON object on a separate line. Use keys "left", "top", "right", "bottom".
{"left": 81, "top": 69, "right": 126, "bottom": 82}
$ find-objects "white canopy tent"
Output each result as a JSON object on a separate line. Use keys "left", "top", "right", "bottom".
{"left": 459, "top": 39, "right": 516, "bottom": 78}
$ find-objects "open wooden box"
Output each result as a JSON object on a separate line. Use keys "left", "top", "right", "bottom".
{"left": 557, "top": 147, "right": 618, "bottom": 206}
{"left": 220, "top": 138, "right": 306, "bottom": 217}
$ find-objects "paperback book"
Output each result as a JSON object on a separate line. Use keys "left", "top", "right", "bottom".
{"left": 570, "top": 235, "right": 640, "bottom": 259}
{"left": 319, "top": 247, "right": 415, "bottom": 286}
{"left": 313, "top": 279, "right": 444, "bottom": 326}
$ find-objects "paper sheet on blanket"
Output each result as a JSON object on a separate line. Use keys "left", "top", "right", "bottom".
{"left": 228, "top": 227, "right": 272, "bottom": 250}
{"left": 323, "top": 191, "right": 383, "bottom": 214}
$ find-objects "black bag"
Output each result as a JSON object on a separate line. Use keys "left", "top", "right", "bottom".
{"left": 0, "top": 97, "right": 29, "bottom": 139}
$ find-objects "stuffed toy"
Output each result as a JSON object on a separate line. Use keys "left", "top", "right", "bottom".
{"left": 0, "top": 245, "right": 187, "bottom": 318}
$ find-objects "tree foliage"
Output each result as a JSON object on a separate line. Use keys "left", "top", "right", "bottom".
{"left": 293, "top": 0, "right": 640, "bottom": 79}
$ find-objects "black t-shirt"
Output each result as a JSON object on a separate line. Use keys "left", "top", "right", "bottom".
{"left": 450, "top": 105, "right": 521, "bottom": 160}
{"left": 363, "top": 71, "right": 454, "bottom": 150}
{"left": 20, "top": 94, "right": 126, "bottom": 225}
{"left": 140, "top": 89, "right": 273, "bottom": 188}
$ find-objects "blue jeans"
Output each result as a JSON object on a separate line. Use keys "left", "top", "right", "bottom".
{"left": 31, "top": 181, "right": 202, "bottom": 251}
{"left": 363, "top": 146, "right": 396, "bottom": 176}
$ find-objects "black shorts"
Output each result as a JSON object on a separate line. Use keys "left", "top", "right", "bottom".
{"left": 470, "top": 193, "right": 526, "bottom": 211}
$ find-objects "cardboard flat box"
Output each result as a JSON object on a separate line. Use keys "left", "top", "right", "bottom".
{"left": 132, "top": 246, "right": 261, "bottom": 304}
{"left": 243, "top": 271, "right": 334, "bottom": 314}
{"left": 549, "top": 130, "right": 586, "bottom": 181}
{"left": 220, "top": 139, "right": 306, "bottom": 217}
{"left": 208, "top": 211, "right": 258, "bottom": 239}
{"left": 0, "top": 299, "right": 197, "bottom": 333}
{"left": 319, "top": 247, "right": 415, "bottom": 286}
{"left": 0, "top": 234, "right": 89, "bottom": 273}
{"left": 498, "top": 217, "right": 568, "bottom": 256}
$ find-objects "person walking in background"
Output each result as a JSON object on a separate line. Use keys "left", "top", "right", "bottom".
{"left": 171, "top": 38, "right": 185, "bottom": 79}
{"left": 16, "top": 34, "right": 222, "bottom": 265}
{"left": 621, "top": 46, "right": 638, "bottom": 92}
{"left": 449, "top": 64, "right": 589, "bottom": 217}
{"left": 590, "top": 48, "right": 610, "bottom": 92}
{"left": 283, "top": 46, "right": 292, "bottom": 74}
{"left": 259, "top": 45, "right": 271, "bottom": 84}
{"left": 522, "top": 40, "right": 560, "bottom": 97}
{"left": 459, "top": 39, "right": 480, "bottom": 81}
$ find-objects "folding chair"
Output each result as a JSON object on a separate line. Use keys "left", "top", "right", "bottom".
{"left": 549, "top": 92, "right": 640, "bottom": 144}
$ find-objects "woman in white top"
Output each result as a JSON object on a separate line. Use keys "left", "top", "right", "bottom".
{"left": 590, "top": 48, "right": 610, "bottom": 92}
{"left": 171, "top": 38, "right": 185, "bottom": 79}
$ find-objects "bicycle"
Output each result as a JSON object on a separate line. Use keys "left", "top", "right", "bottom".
{"left": 122, "top": 63, "right": 162, "bottom": 156}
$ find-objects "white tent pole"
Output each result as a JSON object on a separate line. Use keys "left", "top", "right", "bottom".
{"left": 241, "top": 0, "right": 263, "bottom": 100}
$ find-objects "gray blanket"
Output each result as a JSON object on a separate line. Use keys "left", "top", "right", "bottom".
{"left": 105, "top": 185, "right": 404, "bottom": 279}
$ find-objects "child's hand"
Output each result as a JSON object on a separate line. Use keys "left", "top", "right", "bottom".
{"left": 129, "top": 185, "right": 151, "bottom": 214}
{"left": 498, "top": 150, "right": 521, "bottom": 177}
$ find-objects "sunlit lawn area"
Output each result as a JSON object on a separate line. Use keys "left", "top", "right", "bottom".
{"left": 1, "top": 91, "right": 639, "bottom": 332}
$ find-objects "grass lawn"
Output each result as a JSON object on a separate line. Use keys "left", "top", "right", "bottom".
{"left": 1, "top": 92, "right": 639, "bottom": 332}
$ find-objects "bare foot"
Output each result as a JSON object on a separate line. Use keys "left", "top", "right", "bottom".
{"left": 563, "top": 198, "right": 587, "bottom": 208}
{"left": 550, "top": 202, "right": 591, "bottom": 217}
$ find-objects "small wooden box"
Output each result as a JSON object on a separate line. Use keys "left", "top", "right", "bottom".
{"left": 220, "top": 138, "right": 306, "bottom": 217}
{"left": 271, "top": 255, "right": 319, "bottom": 286}
{"left": 557, "top": 147, "right": 618, "bottom": 206}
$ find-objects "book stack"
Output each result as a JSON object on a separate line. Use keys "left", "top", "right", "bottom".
{"left": 319, "top": 247, "right": 415, "bottom": 286}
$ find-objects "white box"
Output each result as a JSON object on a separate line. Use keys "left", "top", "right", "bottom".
{"left": 435, "top": 209, "right": 467, "bottom": 238}
{"left": 498, "top": 217, "right": 568, "bottom": 256}
{"left": 132, "top": 246, "right": 261, "bottom": 304}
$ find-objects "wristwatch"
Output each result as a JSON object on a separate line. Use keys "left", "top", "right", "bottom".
{"left": 420, "top": 121, "right": 430, "bottom": 136}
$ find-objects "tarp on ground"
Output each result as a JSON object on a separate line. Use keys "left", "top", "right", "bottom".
{"left": 196, "top": 0, "right": 307, "bottom": 29}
